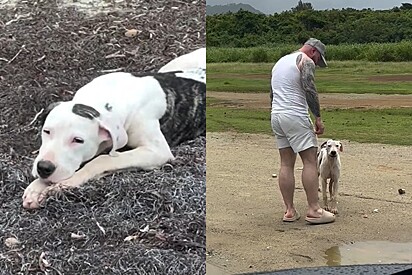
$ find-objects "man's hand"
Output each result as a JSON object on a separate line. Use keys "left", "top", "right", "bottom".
{"left": 315, "top": 117, "right": 324, "bottom": 135}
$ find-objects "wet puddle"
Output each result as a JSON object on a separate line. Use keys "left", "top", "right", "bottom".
{"left": 325, "top": 241, "right": 412, "bottom": 266}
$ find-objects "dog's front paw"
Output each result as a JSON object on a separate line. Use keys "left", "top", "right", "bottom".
{"left": 56, "top": 175, "right": 85, "bottom": 188}
{"left": 56, "top": 171, "right": 88, "bottom": 189}
{"left": 324, "top": 204, "right": 338, "bottom": 214}
{"left": 37, "top": 175, "right": 84, "bottom": 202}
{"left": 330, "top": 207, "right": 338, "bottom": 214}
{"left": 22, "top": 179, "right": 49, "bottom": 209}
{"left": 38, "top": 184, "right": 64, "bottom": 203}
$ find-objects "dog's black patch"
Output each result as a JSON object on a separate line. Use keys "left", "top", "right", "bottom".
{"left": 317, "top": 150, "right": 323, "bottom": 167}
{"left": 104, "top": 103, "right": 113, "bottom": 112}
{"left": 72, "top": 103, "right": 100, "bottom": 120}
{"left": 153, "top": 73, "right": 206, "bottom": 147}
{"left": 128, "top": 71, "right": 205, "bottom": 147}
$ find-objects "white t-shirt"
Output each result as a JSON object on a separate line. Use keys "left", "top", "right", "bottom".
{"left": 271, "top": 51, "right": 311, "bottom": 117}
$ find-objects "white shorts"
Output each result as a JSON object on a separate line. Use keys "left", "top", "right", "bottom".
{"left": 271, "top": 113, "right": 318, "bottom": 153}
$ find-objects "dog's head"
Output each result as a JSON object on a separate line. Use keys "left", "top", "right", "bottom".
{"left": 320, "top": 139, "right": 343, "bottom": 158}
{"left": 32, "top": 102, "right": 127, "bottom": 183}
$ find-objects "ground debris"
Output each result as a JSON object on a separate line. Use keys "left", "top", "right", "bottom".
{"left": 398, "top": 188, "right": 406, "bottom": 195}
{"left": 0, "top": 0, "right": 205, "bottom": 274}
{"left": 4, "top": 237, "right": 20, "bottom": 248}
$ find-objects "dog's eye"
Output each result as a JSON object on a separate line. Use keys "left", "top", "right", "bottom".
{"left": 43, "top": 129, "right": 50, "bottom": 135}
{"left": 72, "top": 137, "right": 84, "bottom": 144}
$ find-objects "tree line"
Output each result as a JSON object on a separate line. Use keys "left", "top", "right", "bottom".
{"left": 207, "top": 3, "right": 412, "bottom": 47}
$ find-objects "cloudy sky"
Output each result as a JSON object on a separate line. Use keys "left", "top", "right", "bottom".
{"left": 206, "top": 0, "right": 409, "bottom": 14}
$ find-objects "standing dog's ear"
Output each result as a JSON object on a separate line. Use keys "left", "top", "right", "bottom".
{"left": 338, "top": 141, "right": 343, "bottom": 152}
{"left": 38, "top": 102, "right": 62, "bottom": 126}
{"left": 97, "top": 113, "right": 128, "bottom": 156}
{"left": 320, "top": 140, "right": 328, "bottom": 149}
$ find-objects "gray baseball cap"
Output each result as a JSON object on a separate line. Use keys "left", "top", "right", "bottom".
{"left": 304, "top": 38, "right": 327, "bottom": 67}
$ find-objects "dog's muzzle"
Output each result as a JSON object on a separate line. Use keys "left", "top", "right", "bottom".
{"left": 37, "top": 160, "right": 56, "bottom": 179}
{"left": 329, "top": 151, "right": 337, "bottom": 157}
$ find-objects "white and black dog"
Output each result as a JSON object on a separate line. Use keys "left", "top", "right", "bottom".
{"left": 22, "top": 51, "right": 205, "bottom": 209}
{"left": 317, "top": 139, "right": 343, "bottom": 214}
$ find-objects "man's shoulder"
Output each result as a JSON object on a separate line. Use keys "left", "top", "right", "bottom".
{"left": 273, "top": 51, "right": 300, "bottom": 70}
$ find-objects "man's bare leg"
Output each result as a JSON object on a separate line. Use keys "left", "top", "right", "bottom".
{"left": 278, "top": 147, "right": 298, "bottom": 219}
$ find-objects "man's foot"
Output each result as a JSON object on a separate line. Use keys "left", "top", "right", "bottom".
{"left": 305, "top": 208, "right": 335, "bottom": 224}
{"left": 283, "top": 210, "right": 300, "bottom": 222}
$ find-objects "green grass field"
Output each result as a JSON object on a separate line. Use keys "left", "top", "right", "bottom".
{"left": 207, "top": 61, "right": 412, "bottom": 94}
{"left": 206, "top": 61, "right": 412, "bottom": 145}
{"left": 207, "top": 106, "right": 412, "bottom": 145}
{"left": 207, "top": 42, "right": 412, "bottom": 63}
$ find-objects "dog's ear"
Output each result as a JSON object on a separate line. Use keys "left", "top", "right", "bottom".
{"left": 71, "top": 103, "right": 128, "bottom": 156}
{"left": 338, "top": 141, "right": 343, "bottom": 152}
{"left": 320, "top": 140, "right": 328, "bottom": 149}
{"left": 97, "top": 113, "right": 128, "bottom": 156}
{"left": 38, "top": 102, "right": 62, "bottom": 126}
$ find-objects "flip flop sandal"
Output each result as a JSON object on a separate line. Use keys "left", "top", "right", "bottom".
{"left": 305, "top": 209, "right": 335, "bottom": 224}
{"left": 283, "top": 211, "right": 300, "bottom": 222}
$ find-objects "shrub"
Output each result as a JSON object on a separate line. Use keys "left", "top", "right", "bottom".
{"left": 207, "top": 41, "right": 412, "bottom": 63}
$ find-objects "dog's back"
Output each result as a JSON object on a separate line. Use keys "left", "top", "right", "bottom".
{"left": 158, "top": 48, "right": 206, "bottom": 73}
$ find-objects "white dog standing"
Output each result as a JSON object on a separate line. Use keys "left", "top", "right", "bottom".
{"left": 23, "top": 53, "right": 206, "bottom": 209}
{"left": 317, "top": 139, "right": 343, "bottom": 214}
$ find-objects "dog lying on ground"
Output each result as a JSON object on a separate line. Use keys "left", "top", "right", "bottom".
{"left": 22, "top": 67, "right": 206, "bottom": 209}
{"left": 317, "top": 139, "right": 343, "bottom": 214}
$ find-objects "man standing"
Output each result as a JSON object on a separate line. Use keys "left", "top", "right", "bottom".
{"left": 270, "top": 38, "right": 335, "bottom": 224}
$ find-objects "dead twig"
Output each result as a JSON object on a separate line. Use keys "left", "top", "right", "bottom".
{"left": 27, "top": 108, "right": 44, "bottom": 127}
{"left": 98, "top": 67, "right": 124, "bottom": 73}
{"left": 105, "top": 51, "right": 126, "bottom": 59}
{"left": 8, "top": 45, "right": 25, "bottom": 64}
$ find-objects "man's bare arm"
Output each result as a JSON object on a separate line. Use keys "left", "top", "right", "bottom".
{"left": 299, "top": 58, "right": 321, "bottom": 118}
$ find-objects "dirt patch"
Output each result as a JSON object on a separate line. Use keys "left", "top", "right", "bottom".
{"left": 207, "top": 91, "right": 412, "bottom": 109}
{"left": 369, "top": 75, "right": 412, "bottom": 82}
{"left": 206, "top": 132, "right": 412, "bottom": 274}
{"left": 0, "top": 1, "right": 205, "bottom": 274}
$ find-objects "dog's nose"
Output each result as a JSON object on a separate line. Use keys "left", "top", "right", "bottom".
{"left": 37, "top": 160, "right": 56, "bottom": 178}
{"left": 330, "top": 151, "right": 337, "bottom": 156}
